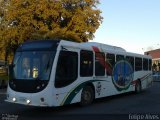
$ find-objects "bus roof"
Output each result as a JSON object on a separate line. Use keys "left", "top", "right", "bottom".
{"left": 59, "top": 40, "right": 151, "bottom": 59}
{"left": 17, "top": 40, "right": 60, "bottom": 51}
{"left": 17, "top": 40, "right": 151, "bottom": 59}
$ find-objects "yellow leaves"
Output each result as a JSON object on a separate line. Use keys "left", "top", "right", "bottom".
{"left": 0, "top": 0, "right": 103, "bottom": 60}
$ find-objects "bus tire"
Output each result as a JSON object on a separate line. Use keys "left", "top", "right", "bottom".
{"left": 135, "top": 80, "right": 141, "bottom": 93}
{"left": 80, "top": 86, "right": 94, "bottom": 106}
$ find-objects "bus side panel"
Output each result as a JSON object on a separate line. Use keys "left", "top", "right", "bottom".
{"left": 70, "top": 89, "right": 82, "bottom": 104}
{"left": 93, "top": 77, "right": 135, "bottom": 99}
{"left": 141, "top": 71, "right": 153, "bottom": 90}
{"left": 134, "top": 71, "right": 152, "bottom": 91}
{"left": 93, "top": 79, "right": 116, "bottom": 99}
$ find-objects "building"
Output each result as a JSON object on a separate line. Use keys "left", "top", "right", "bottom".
{"left": 145, "top": 49, "right": 160, "bottom": 71}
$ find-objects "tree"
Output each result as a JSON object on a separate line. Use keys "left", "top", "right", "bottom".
{"left": 0, "top": 0, "right": 103, "bottom": 62}
{"left": 158, "top": 62, "right": 160, "bottom": 72}
{"left": 152, "top": 63, "right": 157, "bottom": 72}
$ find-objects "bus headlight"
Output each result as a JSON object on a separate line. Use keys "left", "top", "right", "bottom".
{"left": 12, "top": 97, "right": 16, "bottom": 102}
{"left": 26, "top": 99, "right": 31, "bottom": 104}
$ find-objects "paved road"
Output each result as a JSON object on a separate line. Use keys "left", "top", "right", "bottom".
{"left": 0, "top": 82, "right": 160, "bottom": 120}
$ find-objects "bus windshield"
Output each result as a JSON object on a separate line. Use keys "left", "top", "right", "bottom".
{"left": 11, "top": 51, "right": 55, "bottom": 81}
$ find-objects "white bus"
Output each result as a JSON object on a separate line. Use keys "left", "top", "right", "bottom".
{"left": 6, "top": 40, "right": 153, "bottom": 106}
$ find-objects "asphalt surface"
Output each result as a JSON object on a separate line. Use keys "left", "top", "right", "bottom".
{"left": 0, "top": 82, "right": 160, "bottom": 120}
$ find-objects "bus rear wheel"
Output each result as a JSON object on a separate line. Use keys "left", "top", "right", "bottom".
{"left": 135, "top": 80, "right": 142, "bottom": 93}
{"left": 80, "top": 86, "right": 94, "bottom": 106}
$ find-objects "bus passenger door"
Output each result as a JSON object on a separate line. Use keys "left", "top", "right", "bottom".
{"left": 54, "top": 49, "right": 79, "bottom": 105}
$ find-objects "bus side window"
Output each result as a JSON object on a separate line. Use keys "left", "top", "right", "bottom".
{"left": 55, "top": 51, "right": 78, "bottom": 88}
{"left": 143, "top": 58, "right": 148, "bottom": 71}
{"left": 135, "top": 57, "right": 142, "bottom": 71}
{"left": 116, "top": 55, "right": 124, "bottom": 62}
{"left": 80, "top": 50, "right": 93, "bottom": 77}
{"left": 95, "top": 52, "right": 105, "bottom": 76}
{"left": 126, "top": 56, "right": 134, "bottom": 71}
{"left": 106, "top": 53, "right": 115, "bottom": 75}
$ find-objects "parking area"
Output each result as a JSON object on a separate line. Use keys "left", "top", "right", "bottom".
{"left": 153, "top": 72, "right": 160, "bottom": 81}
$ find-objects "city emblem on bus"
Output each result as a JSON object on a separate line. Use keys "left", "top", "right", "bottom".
{"left": 112, "top": 60, "right": 134, "bottom": 91}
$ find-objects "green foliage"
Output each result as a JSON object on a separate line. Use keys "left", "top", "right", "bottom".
{"left": 0, "top": 0, "right": 103, "bottom": 62}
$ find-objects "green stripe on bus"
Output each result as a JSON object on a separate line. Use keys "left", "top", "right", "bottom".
{"left": 60, "top": 80, "right": 105, "bottom": 106}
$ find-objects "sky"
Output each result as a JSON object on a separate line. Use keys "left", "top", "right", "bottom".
{"left": 93, "top": 0, "right": 160, "bottom": 54}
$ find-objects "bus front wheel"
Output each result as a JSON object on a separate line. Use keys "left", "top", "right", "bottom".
{"left": 80, "top": 86, "right": 94, "bottom": 106}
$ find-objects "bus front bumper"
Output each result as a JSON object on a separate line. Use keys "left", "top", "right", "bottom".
{"left": 5, "top": 96, "right": 50, "bottom": 107}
